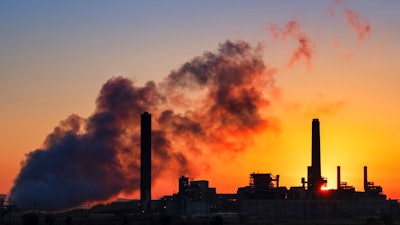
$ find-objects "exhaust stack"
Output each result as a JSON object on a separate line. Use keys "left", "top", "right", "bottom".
{"left": 141, "top": 112, "right": 152, "bottom": 210}
{"left": 364, "top": 166, "right": 368, "bottom": 191}
{"left": 309, "top": 118, "right": 322, "bottom": 192}
{"left": 337, "top": 166, "right": 341, "bottom": 190}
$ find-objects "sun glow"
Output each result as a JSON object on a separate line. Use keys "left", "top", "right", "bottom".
{"left": 320, "top": 186, "right": 329, "bottom": 191}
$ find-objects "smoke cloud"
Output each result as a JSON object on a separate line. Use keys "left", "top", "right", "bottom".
{"left": 328, "top": 0, "right": 371, "bottom": 42}
{"left": 10, "top": 40, "right": 278, "bottom": 211}
{"left": 268, "top": 20, "right": 314, "bottom": 70}
{"left": 344, "top": 9, "right": 371, "bottom": 42}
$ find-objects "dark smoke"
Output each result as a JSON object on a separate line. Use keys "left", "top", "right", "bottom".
{"left": 10, "top": 40, "right": 277, "bottom": 211}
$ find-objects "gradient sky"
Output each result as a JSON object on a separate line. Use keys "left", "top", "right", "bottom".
{"left": 1, "top": 1, "right": 400, "bottom": 201}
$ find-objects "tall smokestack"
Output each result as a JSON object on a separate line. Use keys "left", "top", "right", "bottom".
{"left": 337, "top": 166, "right": 341, "bottom": 191}
{"left": 141, "top": 112, "right": 151, "bottom": 210}
{"left": 310, "top": 118, "right": 322, "bottom": 192}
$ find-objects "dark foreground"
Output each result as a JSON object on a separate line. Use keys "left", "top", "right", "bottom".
{"left": 1, "top": 212, "right": 398, "bottom": 225}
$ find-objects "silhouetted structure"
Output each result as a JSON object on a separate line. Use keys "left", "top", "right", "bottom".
{"left": 97, "top": 118, "right": 399, "bottom": 222}
{"left": 179, "top": 176, "right": 189, "bottom": 194}
{"left": 337, "top": 166, "right": 341, "bottom": 191}
{"left": 364, "top": 166, "right": 383, "bottom": 195}
{"left": 140, "top": 112, "right": 152, "bottom": 211}
{"left": 162, "top": 176, "right": 216, "bottom": 217}
{"left": 234, "top": 118, "right": 398, "bottom": 221}
{"left": 308, "top": 119, "right": 327, "bottom": 195}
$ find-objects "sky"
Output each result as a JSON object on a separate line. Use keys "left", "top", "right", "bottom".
{"left": 1, "top": 1, "right": 400, "bottom": 208}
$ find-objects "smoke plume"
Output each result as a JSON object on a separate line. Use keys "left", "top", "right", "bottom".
{"left": 268, "top": 20, "right": 314, "bottom": 70}
{"left": 10, "top": 40, "right": 277, "bottom": 211}
{"left": 344, "top": 9, "right": 371, "bottom": 41}
{"left": 328, "top": 0, "right": 371, "bottom": 42}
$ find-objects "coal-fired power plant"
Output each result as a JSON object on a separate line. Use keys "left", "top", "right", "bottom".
{"left": 140, "top": 112, "right": 152, "bottom": 211}
{"left": 6, "top": 116, "right": 398, "bottom": 223}
{"left": 159, "top": 118, "right": 398, "bottom": 220}
{"left": 5, "top": 38, "right": 398, "bottom": 222}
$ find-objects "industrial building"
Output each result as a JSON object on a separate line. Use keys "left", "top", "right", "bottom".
{"left": 235, "top": 119, "right": 397, "bottom": 220}
{"left": 6, "top": 115, "right": 398, "bottom": 224}
{"left": 135, "top": 113, "right": 398, "bottom": 220}
{"left": 158, "top": 118, "right": 398, "bottom": 221}
{"left": 161, "top": 177, "right": 216, "bottom": 217}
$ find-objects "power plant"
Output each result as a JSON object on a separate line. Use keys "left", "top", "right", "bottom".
{"left": 157, "top": 118, "right": 398, "bottom": 221}
{"left": 2, "top": 116, "right": 397, "bottom": 224}
{"left": 134, "top": 117, "right": 398, "bottom": 220}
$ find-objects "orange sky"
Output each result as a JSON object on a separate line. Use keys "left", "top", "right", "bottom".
{"left": 1, "top": 1, "right": 400, "bottom": 204}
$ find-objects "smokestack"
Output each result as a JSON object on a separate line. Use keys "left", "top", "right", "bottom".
{"left": 276, "top": 175, "right": 280, "bottom": 188}
{"left": 141, "top": 112, "right": 151, "bottom": 210}
{"left": 311, "top": 118, "right": 322, "bottom": 192}
{"left": 364, "top": 166, "right": 367, "bottom": 191}
{"left": 337, "top": 166, "right": 341, "bottom": 190}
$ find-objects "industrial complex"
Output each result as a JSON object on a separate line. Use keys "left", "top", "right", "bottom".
{"left": 1, "top": 114, "right": 398, "bottom": 224}
{"left": 138, "top": 114, "right": 399, "bottom": 222}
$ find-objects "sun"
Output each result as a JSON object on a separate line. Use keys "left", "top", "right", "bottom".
{"left": 320, "top": 186, "right": 329, "bottom": 191}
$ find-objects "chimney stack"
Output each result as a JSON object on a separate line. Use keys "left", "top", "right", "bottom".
{"left": 276, "top": 175, "right": 280, "bottom": 188}
{"left": 140, "top": 112, "right": 152, "bottom": 210}
{"left": 337, "top": 166, "right": 341, "bottom": 191}
{"left": 364, "top": 166, "right": 368, "bottom": 191}
{"left": 310, "top": 118, "right": 322, "bottom": 192}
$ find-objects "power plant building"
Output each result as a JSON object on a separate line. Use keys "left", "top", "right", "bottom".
{"left": 7, "top": 114, "right": 398, "bottom": 223}
{"left": 160, "top": 118, "right": 398, "bottom": 221}
{"left": 235, "top": 118, "right": 397, "bottom": 220}
{"left": 161, "top": 176, "right": 217, "bottom": 217}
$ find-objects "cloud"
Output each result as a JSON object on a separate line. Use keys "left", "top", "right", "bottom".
{"left": 10, "top": 40, "right": 279, "bottom": 211}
